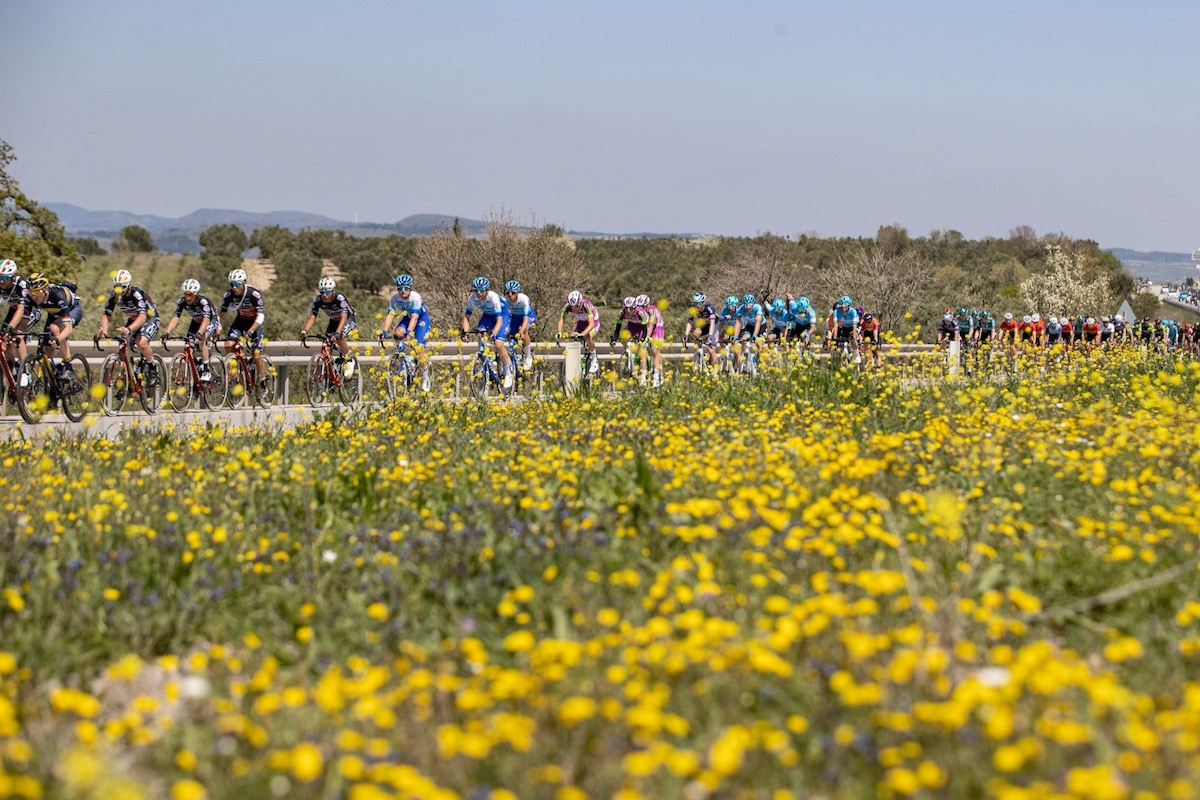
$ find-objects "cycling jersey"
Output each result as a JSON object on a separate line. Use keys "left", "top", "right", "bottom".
{"left": 388, "top": 289, "right": 428, "bottom": 318}
{"left": 791, "top": 307, "right": 817, "bottom": 328}
{"left": 736, "top": 304, "right": 764, "bottom": 336}
{"left": 38, "top": 284, "right": 84, "bottom": 329}
{"left": 613, "top": 306, "right": 650, "bottom": 341}
{"left": 834, "top": 307, "right": 858, "bottom": 329}
{"left": 311, "top": 291, "right": 355, "bottom": 319}
{"left": 644, "top": 304, "right": 665, "bottom": 339}
{"left": 860, "top": 318, "right": 880, "bottom": 343}
{"left": 560, "top": 299, "right": 599, "bottom": 334}
{"left": 508, "top": 292, "right": 536, "bottom": 320}
{"left": 173, "top": 294, "right": 217, "bottom": 323}
{"left": 221, "top": 286, "right": 265, "bottom": 324}
{"left": 103, "top": 286, "right": 156, "bottom": 323}
{"left": 0, "top": 278, "right": 33, "bottom": 313}
{"left": 938, "top": 318, "right": 958, "bottom": 339}
{"left": 467, "top": 291, "right": 510, "bottom": 340}
{"left": 768, "top": 307, "right": 792, "bottom": 331}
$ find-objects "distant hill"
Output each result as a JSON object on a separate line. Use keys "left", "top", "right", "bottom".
{"left": 1109, "top": 248, "right": 1199, "bottom": 283}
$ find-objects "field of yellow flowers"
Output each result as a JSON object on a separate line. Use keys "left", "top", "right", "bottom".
{"left": 0, "top": 347, "right": 1198, "bottom": 799}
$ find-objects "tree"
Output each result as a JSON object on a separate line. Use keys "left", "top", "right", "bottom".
{"left": 703, "top": 234, "right": 805, "bottom": 304}
{"left": 69, "top": 237, "right": 106, "bottom": 256}
{"left": 1019, "top": 245, "right": 1111, "bottom": 317}
{"left": 272, "top": 248, "right": 323, "bottom": 293}
{"left": 112, "top": 224, "right": 155, "bottom": 253}
{"left": 809, "top": 242, "right": 934, "bottom": 332}
{"left": 249, "top": 225, "right": 296, "bottom": 260}
{"left": 199, "top": 224, "right": 248, "bottom": 260}
{"left": 0, "top": 138, "right": 82, "bottom": 280}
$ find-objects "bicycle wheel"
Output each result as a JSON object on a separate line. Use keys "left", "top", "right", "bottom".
{"left": 138, "top": 355, "right": 166, "bottom": 415}
{"left": 307, "top": 354, "right": 331, "bottom": 406}
{"left": 201, "top": 356, "right": 227, "bottom": 411}
{"left": 338, "top": 357, "right": 362, "bottom": 406}
{"left": 60, "top": 354, "right": 93, "bottom": 422}
{"left": 385, "top": 352, "right": 404, "bottom": 400}
{"left": 99, "top": 354, "right": 129, "bottom": 416}
{"left": 167, "top": 354, "right": 195, "bottom": 412}
{"left": 469, "top": 357, "right": 490, "bottom": 399}
{"left": 254, "top": 355, "right": 277, "bottom": 408}
{"left": 15, "top": 356, "right": 49, "bottom": 424}
{"left": 225, "top": 354, "right": 249, "bottom": 409}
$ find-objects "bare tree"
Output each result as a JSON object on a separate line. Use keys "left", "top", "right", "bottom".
{"left": 809, "top": 243, "right": 934, "bottom": 331}
{"left": 1019, "top": 245, "right": 1111, "bottom": 317}
{"left": 702, "top": 234, "right": 806, "bottom": 303}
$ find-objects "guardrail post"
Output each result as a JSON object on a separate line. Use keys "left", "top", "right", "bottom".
{"left": 277, "top": 365, "right": 289, "bottom": 405}
{"left": 563, "top": 341, "right": 582, "bottom": 391}
{"left": 948, "top": 339, "right": 960, "bottom": 376}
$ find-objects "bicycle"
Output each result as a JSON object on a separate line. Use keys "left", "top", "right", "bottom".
{"left": 302, "top": 333, "right": 360, "bottom": 407}
{"left": 12, "top": 332, "right": 93, "bottom": 423}
{"left": 828, "top": 332, "right": 861, "bottom": 371}
{"left": 613, "top": 338, "right": 647, "bottom": 386}
{"left": 380, "top": 335, "right": 425, "bottom": 399}
{"left": 225, "top": 336, "right": 277, "bottom": 409}
{"left": 96, "top": 334, "right": 164, "bottom": 416}
{"left": 0, "top": 332, "right": 35, "bottom": 412}
{"left": 464, "top": 330, "right": 514, "bottom": 400}
{"left": 162, "top": 335, "right": 226, "bottom": 412}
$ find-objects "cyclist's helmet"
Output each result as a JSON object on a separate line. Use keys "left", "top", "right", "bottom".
{"left": 840, "top": 295, "right": 852, "bottom": 307}
{"left": 1004, "top": 312, "right": 1013, "bottom": 320}
{"left": 567, "top": 290, "right": 582, "bottom": 306}
{"left": 623, "top": 296, "right": 636, "bottom": 308}
{"left": 1048, "top": 316, "right": 1058, "bottom": 325}
{"left": 636, "top": 294, "right": 650, "bottom": 307}
{"left": 958, "top": 306, "right": 968, "bottom": 316}
{"left": 725, "top": 295, "right": 738, "bottom": 308}
{"left": 0, "top": 259, "right": 16, "bottom": 278}
{"left": 1022, "top": 315, "right": 1032, "bottom": 323}
{"left": 798, "top": 296, "right": 811, "bottom": 310}
{"left": 26, "top": 273, "right": 49, "bottom": 292}
{"left": 982, "top": 310, "right": 991, "bottom": 318}
{"left": 1031, "top": 313, "right": 1040, "bottom": 322}
{"left": 504, "top": 280, "right": 521, "bottom": 293}
{"left": 318, "top": 277, "right": 336, "bottom": 293}
{"left": 472, "top": 276, "right": 490, "bottom": 292}
{"left": 856, "top": 307, "right": 865, "bottom": 317}
{"left": 181, "top": 278, "right": 201, "bottom": 294}
{"left": 863, "top": 313, "right": 874, "bottom": 322}
{"left": 228, "top": 268, "right": 247, "bottom": 284}
{"left": 772, "top": 298, "right": 786, "bottom": 312}
{"left": 691, "top": 291, "right": 706, "bottom": 305}
{"left": 1114, "top": 313, "right": 1123, "bottom": 322}
{"left": 395, "top": 273, "right": 414, "bottom": 289}
{"left": 1086, "top": 317, "right": 1095, "bottom": 324}
{"left": 113, "top": 269, "right": 133, "bottom": 287}
{"left": 741, "top": 293, "right": 755, "bottom": 306}
{"left": 943, "top": 311, "right": 953, "bottom": 320}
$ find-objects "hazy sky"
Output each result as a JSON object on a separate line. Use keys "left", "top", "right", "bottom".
{"left": 3, "top": 0, "right": 1198, "bottom": 250}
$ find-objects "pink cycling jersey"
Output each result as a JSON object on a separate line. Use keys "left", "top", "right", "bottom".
{"left": 562, "top": 300, "right": 600, "bottom": 331}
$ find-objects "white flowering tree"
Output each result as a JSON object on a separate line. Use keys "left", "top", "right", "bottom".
{"left": 1018, "top": 245, "right": 1111, "bottom": 318}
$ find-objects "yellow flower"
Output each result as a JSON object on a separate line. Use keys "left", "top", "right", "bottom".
{"left": 366, "top": 602, "right": 388, "bottom": 621}
{"left": 290, "top": 742, "right": 324, "bottom": 783}
{"left": 171, "top": 780, "right": 208, "bottom": 800}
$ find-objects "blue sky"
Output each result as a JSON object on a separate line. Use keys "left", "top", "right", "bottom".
{"left": 2, "top": 0, "right": 1198, "bottom": 250}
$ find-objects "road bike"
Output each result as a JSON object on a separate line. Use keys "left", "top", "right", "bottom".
{"left": 380, "top": 335, "right": 425, "bottom": 399}
{"left": 225, "top": 336, "right": 277, "bottom": 409}
{"left": 302, "top": 333, "right": 360, "bottom": 406}
{"left": 96, "top": 334, "right": 165, "bottom": 416}
{"left": 162, "top": 335, "right": 226, "bottom": 412}
{"left": 13, "top": 332, "right": 92, "bottom": 423}
{"left": 464, "top": 329, "right": 514, "bottom": 399}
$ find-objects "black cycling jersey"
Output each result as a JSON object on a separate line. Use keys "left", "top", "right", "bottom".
{"left": 309, "top": 292, "right": 355, "bottom": 319}
{"left": 103, "top": 286, "right": 156, "bottom": 322}
{"left": 173, "top": 294, "right": 217, "bottom": 322}
{"left": 0, "top": 278, "right": 33, "bottom": 311}
{"left": 221, "top": 287, "right": 265, "bottom": 323}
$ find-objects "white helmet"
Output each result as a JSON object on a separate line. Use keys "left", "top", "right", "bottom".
{"left": 1114, "top": 314, "right": 1123, "bottom": 322}
{"left": 113, "top": 269, "right": 132, "bottom": 287}
{"left": 1022, "top": 315, "right": 1032, "bottom": 323}
{"left": 228, "top": 268, "right": 247, "bottom": 284}
{"left": 623, "top": 296, "right": 636, "bottom": 308}
{"left": 181, "top": 278, "right": 201, "bottom": 294}
{"left": 1003, "top": 312, "right": 1013, "bottom": 321}
{"left": 636, "top": 294, "right": 650, "bottom": 307}
{"left": 1031, "top": 313, "right": 1040, "bottom": 322}
{"left": 567, "top": 290, "right": 582, "bottom": 306}
{"left": 0, "top": 259, "right": 16, "bottom": 277}
{"left": 1086, "top": 317, "right": 1095, "bottom": 324}
{"left": 1048, "top": 316, "right": 1059, "bottom": 325}
{"left": 318, "top": 277, "right": 336, "bottom": 293}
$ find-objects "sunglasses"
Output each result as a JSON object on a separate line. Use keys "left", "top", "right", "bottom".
{"left": 230, "top": 281, "right": 244, "bottom": 288}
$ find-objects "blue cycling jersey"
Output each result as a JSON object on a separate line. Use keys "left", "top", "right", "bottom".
{"left": 465, "top": 291, "right": 507, "bottom": 317}
{"left": 736, "top": 304, "right": 764, "bottom": 332}
{"left": 834, "top": 308, "right": 859, "bottom": 328}
{"left": 389, "top": 290, "right": 428, "bottom": 317}
{"left": 792, "top": 308, "right": 817, "bottom": 326}
{"left": 769, "top": 308, "right": 792, "bottom": 329}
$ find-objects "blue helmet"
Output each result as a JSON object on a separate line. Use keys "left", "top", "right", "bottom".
{"left": 788, "top": 299, "right": 800, "bottom": 313}
{"left": 394, "top": 273, "right": 413, "bottom": 288}
{"left": 725, "top": 295, "right": 738, "bottom": 308}
{"left": 840, "top": 295, "right": 853, "bottom": 307}
{"left": 692, "top": 291, "right": 706, "bottom": 305}
{"left": 472, "top": 276, "right": 490, "bottom": 291}
{"left": 772, "top": 298, "right": 786, "bottom": 312}
{"left": 741, "top": 293, "right": 755, "bottom": 306}
{"left": 504, "top": 280, "right": 521, "bottom": 293}
{"left": 798, "top": 296, "right": 811, "bottom": 310}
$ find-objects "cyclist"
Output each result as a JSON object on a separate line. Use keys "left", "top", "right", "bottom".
{"left": 831, "top": 295, "right": 860, "bottom": 360}
{"left": 954, "top": 307, "right": 974, "bottom": 347}
{"left": 975, "top": 310, "right": 996, "bottom": 345}
{"left": 463, "top": 277, "right": 514, "bottom": 389}
{"left": 1030, "top": 313, "right": 1046, "bottom": 347}
{"left": 788, "top": 296, "right": 818, "bottom": 358}
{"left": 220, "top": 268, "right": 267, "bottom": 386}
{"left": 1081, "top": 316, "right": 1102, "bottom": 347}
{"left": 162, "top": 278, "right": 218, "bottom": 381}
{"left": 555, "top": 289, "right": 600, "bottom": 376}
{"left": 767, "top": 298, "right": 792, "bottom": 344}
{"left": 98, "top": 269, "right": 159, "bottom": 385}
{"left": 860, "top": 312, "right": 882, "bottom": 366}
{"left": 1112, "top": 313, "right": 1128, "bottom": 344}
{"left": 1059, "top": 314, "right": 1075, "bottom": 346}
{"left": 1046, "top": 316, "right": 1063, "bottom": 347}
{"left": 300, "top": 277, "right": 357, "bottom": 378}
{"left": 937, "top": 311, "right": 958, "bottom": 345}
{"left": 26, "top": 273, "right": 84, "bottom": 378}
{"left": 504, "top": 280, "right": 537, "bottom": 369}
{"left": 0, "top": 259, "right": 39, "bottom": 370}
{"left": 998, "top": 312, "right": 1018, "bottom": 346}
{"left": 639, "top": 294, "right": 667, "bottom": 388}
{"left": 380, "top": 273, "right": 433, "bottom": 390}
{"left": 683, "top": 291, "right": 720, "bottom": 368}
{"left": 611, "top": 296, "right": 649, "bottom": 345}
{"left": 1018, "top": 315, "right": 1036, "bottom": 347}
{"left": 732, "top": 293, "right": 764, "bottom": 372}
